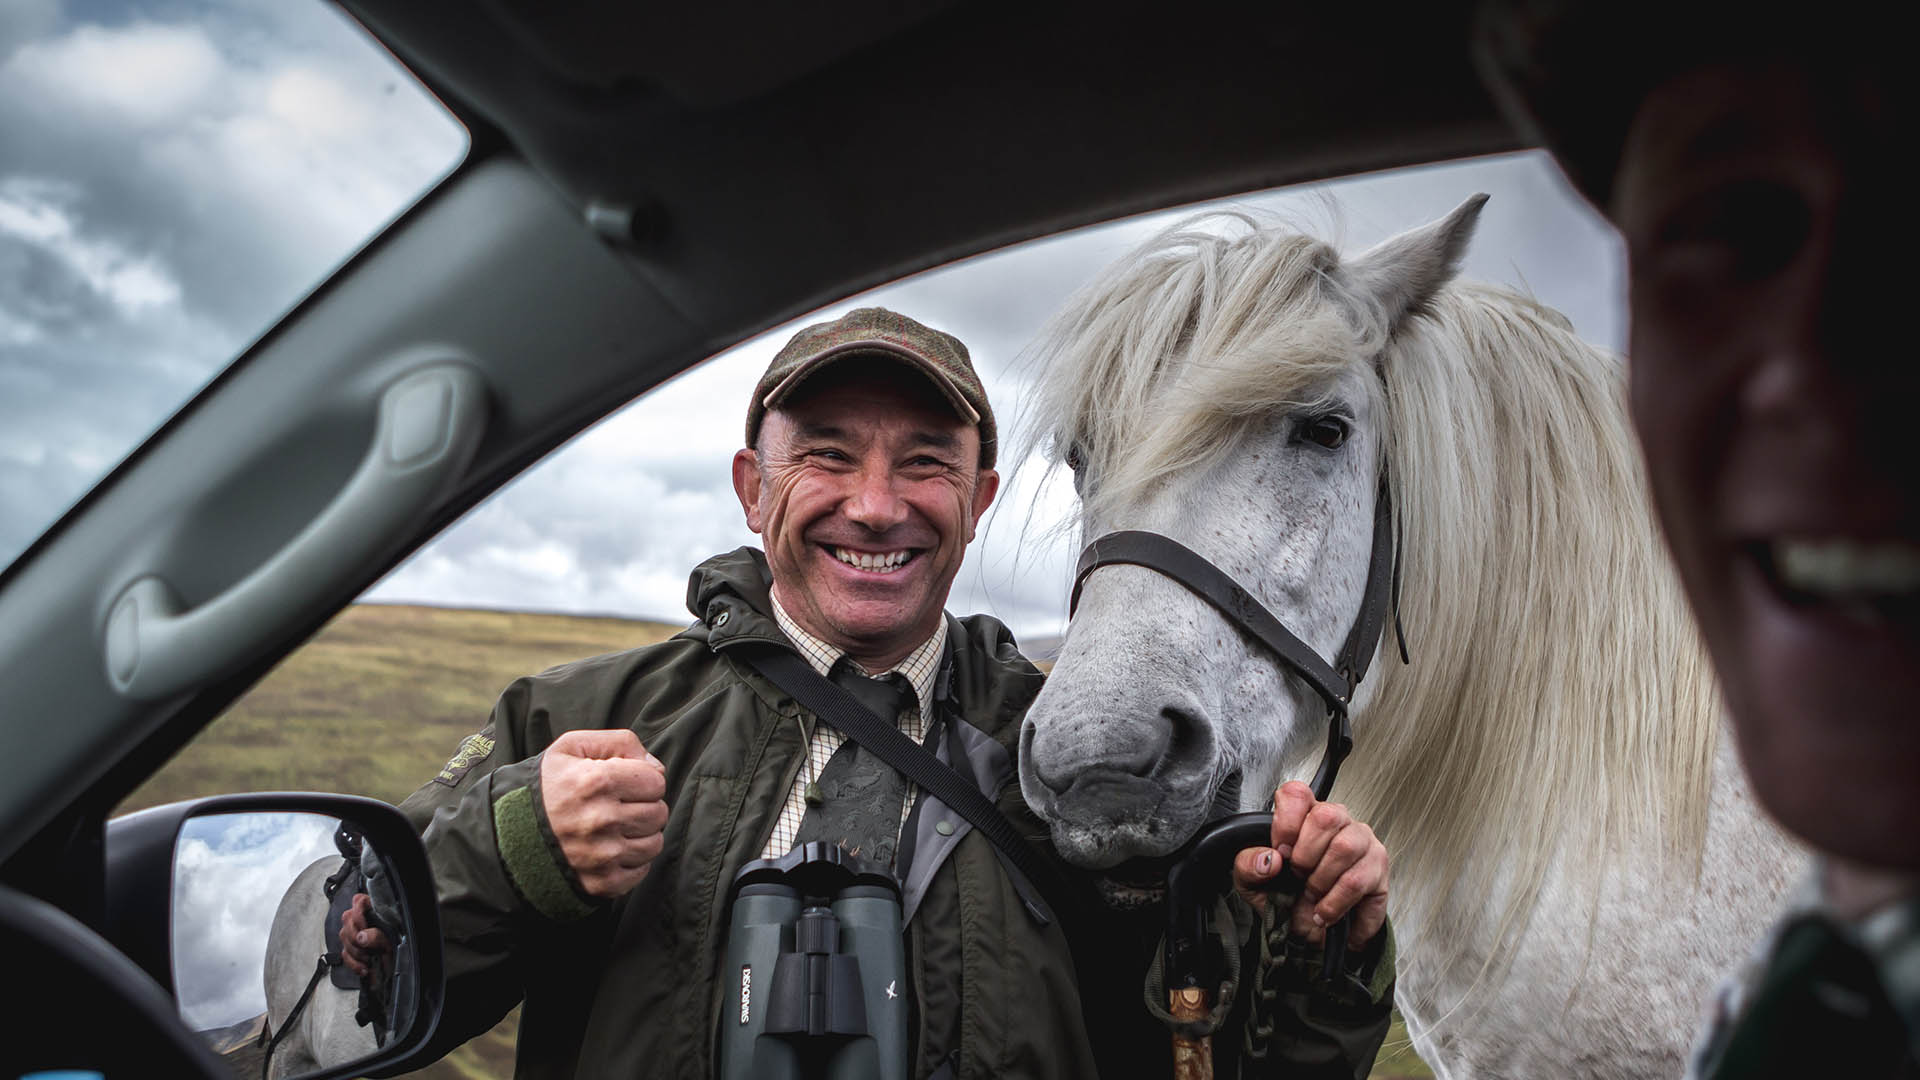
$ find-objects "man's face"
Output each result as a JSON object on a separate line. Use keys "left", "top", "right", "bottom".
{"left": 731, "top": 359, "right": 999, "bottom": 667}
{"left": 1614, "top": 63, "right": 1919, "bottom": 867}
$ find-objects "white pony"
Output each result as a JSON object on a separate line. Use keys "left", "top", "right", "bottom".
{"left": 261, "top": 851, "right": 395, "bottom": 1077}
{"left": 1015, "top": 198, "right": 1802, "bottom": 1078}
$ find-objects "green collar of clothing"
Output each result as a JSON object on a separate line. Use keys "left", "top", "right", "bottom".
{"left": 684, "top": 546, "right": 788, "bottom": 652}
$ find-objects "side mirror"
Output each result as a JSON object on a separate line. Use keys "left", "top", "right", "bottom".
{"left": 105, "top": 793, "right": 444, "bottom": 1080}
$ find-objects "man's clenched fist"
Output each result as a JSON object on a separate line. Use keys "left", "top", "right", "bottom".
{"left": 540, "top": 729, "right": 669, "bottom": 898}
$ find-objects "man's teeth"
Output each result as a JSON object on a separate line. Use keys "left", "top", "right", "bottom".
{"left": 833, "top": 547, "right": 912, "bottom": 572}
{"left": 1775, "top": 539, "right": 1920, "bottom": 597}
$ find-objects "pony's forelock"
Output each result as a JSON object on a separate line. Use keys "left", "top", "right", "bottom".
{"left": 1016, "top": 213, "right": 1383, "bottom": 524}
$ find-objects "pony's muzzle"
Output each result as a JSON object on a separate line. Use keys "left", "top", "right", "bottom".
{"left": 1019, "top": 697, "right": 1222, "bottom": 866}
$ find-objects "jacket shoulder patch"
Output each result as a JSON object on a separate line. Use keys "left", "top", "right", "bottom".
{"left": 434, "top": 732, "right": 496, "bottom": 787}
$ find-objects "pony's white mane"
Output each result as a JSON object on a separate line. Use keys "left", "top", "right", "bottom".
{"left": 1022, "top": 212, "right": 1722, "bottom": 985}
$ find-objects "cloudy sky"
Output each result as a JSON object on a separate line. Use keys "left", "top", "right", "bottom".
{"left": 171, "top": 809, "right": 339, "bottom": 1030}
{"left": 0, "top": 1, "right": 1627, "bottom": 642}
{"left": 0, "top": 0, "right": 465, "bottom": 568}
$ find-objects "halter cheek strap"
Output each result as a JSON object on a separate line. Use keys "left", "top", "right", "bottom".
{"left": 1068, "top": 479, "right": 1404, "bottom": 801}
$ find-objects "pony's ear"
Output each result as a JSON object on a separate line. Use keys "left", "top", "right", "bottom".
{"left": 1344, "top": 193, "right": 1489, "bottom": 334}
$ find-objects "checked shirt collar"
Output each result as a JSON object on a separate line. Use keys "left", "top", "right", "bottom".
{"left": 760, "top": 591, "right": 946, "bottom": 860}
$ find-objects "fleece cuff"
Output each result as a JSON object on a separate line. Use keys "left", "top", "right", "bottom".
{"left": 493, "top": 776, "right": 597, "bottom": 923}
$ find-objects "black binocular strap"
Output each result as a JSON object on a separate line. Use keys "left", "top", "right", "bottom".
{"left": 742, "top": 646, "right": 1074, "bottom": 926}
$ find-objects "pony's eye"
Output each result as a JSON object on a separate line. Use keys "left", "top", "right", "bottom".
{"left": 1065, "top": 442, "right": 1085, "bottom": 472}
{"left": 1299, "top": 415, "right": 1350, "bottom": 450}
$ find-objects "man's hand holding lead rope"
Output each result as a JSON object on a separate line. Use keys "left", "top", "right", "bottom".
{"left": 1231, "top": 779, "right": 1389, "bottom": 948}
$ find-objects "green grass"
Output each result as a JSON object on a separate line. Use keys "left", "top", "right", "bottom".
{"left": 118, "top": 603, "right": 684, "bottom": 814}
{"left": 120, "top": 601, "right": 1433, "bottom": 1079}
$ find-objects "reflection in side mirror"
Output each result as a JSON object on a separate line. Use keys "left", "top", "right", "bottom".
{"left": 171, "top": 812, "right": 419, "bottom": 1080}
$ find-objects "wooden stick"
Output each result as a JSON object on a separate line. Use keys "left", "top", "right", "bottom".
{"left": 1170, "top": 986, "right": 1212, "bottom": 1080}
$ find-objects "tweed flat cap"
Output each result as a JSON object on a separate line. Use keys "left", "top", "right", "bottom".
{"left": 746, "top": 307, "right": 997, "bottom": 468}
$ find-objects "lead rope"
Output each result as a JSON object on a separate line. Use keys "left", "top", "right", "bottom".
{"left": 262, "top": 846, "right": 363, "bottom": 1079}
{"left": 261, "top": 955, "right": 331, "bottom": 1080}
{"left": 1243, "top": 900, "right": 1286, "bottom": 1062}
{"left": 1240, "top": 882, "right": 1309, "bottom": 1063}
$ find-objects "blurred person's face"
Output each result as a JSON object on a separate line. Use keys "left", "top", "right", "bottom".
{"left": 732, "top": 359, "right": 999, "bottom": 668}
{"left": 1614, "top": 62, "right": 1919, "bottom": 867}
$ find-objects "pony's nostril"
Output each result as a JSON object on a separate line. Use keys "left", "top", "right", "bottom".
{"left": 1160, "top": 703, "right": 1213, "bottom": 774}
{"left": 1105, "top": 709, "right": 1175, "bottom": 778}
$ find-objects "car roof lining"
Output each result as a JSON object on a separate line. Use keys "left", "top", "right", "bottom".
{"left": 345, "top": 0, "right": 1519, "bottom": 342}
{"left": 474, "top": 0, "right": 969, "bottom": 106}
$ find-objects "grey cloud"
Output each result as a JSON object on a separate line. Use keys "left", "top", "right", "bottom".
{"left": 171, "top": 811, "right": 338, "bottom": 1031}
{"left": 1301, "top": 156, "right": 1624, "bottom": 349}
{"left": 0, "top": 0, "right": 463, "bottom": 567}
{"left": 643, "top": 454, "right": 741, "bottom": 499}
{"left": 0, "top": 8, "right": 461, "bottom": 328}
{"left": 0, "top": 0, "right": 58, "bottom": 56}
{"left": 0, "top": 236, "right": 239, "bottom": 556}
{"left": 0, "top": 227, "right": 124, "bottom": 337}
{"left": 374, "top": 449, "right": 758, "bottom": 620}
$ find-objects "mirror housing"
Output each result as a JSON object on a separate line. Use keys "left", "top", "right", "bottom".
{"left": 105, "top": 792, "right": 444, "bottom": 1080}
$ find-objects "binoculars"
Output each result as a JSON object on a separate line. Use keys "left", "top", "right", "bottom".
{"left": 718, "top": 842, "right": 909, "bottom": 1080}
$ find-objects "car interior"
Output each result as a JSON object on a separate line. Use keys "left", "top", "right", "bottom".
{"left": 0, "top": 2, "right": 1518, "bottom": 1075}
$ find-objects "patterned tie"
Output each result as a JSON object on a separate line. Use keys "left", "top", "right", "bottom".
{"left": 792, "top": 662, "right": 914, "bottom": 874}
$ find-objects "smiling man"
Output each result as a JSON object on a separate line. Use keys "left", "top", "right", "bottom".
{"left": 733, "top": 312, "right": 999, "bottom": 676}
{"left": 353, "top": 306, "right": 1398, "bottom": 1078}
{"left": 1482, "top": 3, "right": 1919, "bottom": 1075}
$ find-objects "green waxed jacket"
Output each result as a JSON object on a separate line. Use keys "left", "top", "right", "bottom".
{"left": 398, "top": 547, "right": 1393, "bottom": 1079}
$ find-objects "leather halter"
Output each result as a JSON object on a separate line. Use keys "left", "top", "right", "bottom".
{"left": 1069, "top": 478, "right": 1405, "bottom": 802}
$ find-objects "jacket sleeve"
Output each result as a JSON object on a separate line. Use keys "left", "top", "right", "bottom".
{"left": 393, "top": 675, "right": 609, "bottom": 1062}
{"left": 1240, "top": 905, "right": 1396, "bottom": 1080}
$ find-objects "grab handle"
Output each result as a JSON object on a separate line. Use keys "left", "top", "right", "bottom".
{"left": 104, "top": 363, "right": 488, "bottom": 700}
